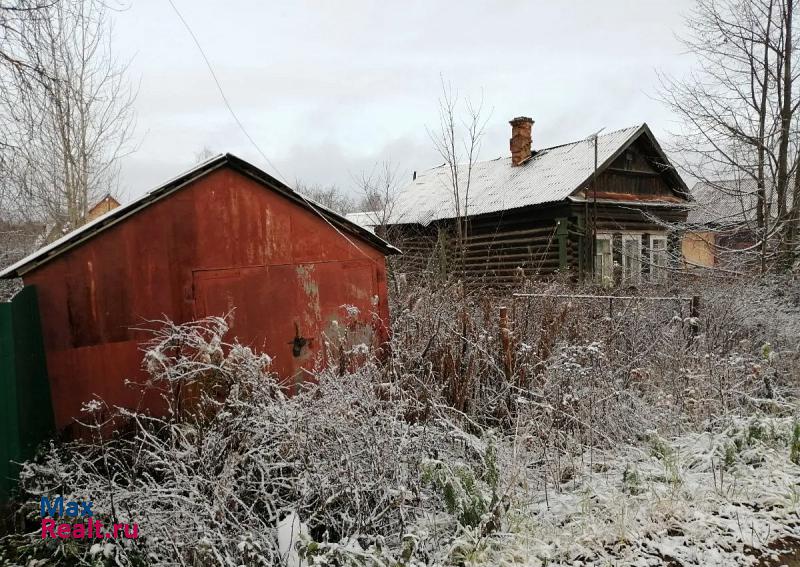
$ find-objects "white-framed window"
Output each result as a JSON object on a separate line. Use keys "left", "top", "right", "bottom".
{"left": 650, "top": 235, "right": 668, "bottom": 282}
{"left": 621, "top": 234, "right": 642, "bottom": 283}
{"left": 594, "top": 234, "right": 613, "bottom": 285}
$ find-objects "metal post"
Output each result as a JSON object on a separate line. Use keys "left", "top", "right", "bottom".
{"left": 592, "top": 133, "right": 599, "bottom": 277}
{"left": 584, "top": 128, "right": 604, "bottom": 280}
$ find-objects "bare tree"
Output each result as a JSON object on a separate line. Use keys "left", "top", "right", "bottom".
{"left": 427, "top": 78, "right": 489, "bottom": 272}
{"left": 660, "top": 0, "right": 800, "bottom": 271}
{"left": 193, "top": 145, "right": 217, "bottom": 163}
{"left": 0, "top": 0, "right": 57, "bottom": 223}
{"left": 351, "top": 160, "right": 400, "bottom": 236}
{"left": 0, "top": 0, "right": 136, "bottom": 239}
{"left": 294, "top": 181, "right": 354, "bottom": 215}
{"left": 0, "top": 0, "right": 55, "bottom": 79}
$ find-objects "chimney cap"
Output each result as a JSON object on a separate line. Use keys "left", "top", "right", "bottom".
{"left": 509, "top": 116, "right": 534, "bottom": 125}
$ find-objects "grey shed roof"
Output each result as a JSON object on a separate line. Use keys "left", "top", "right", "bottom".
{"left": 389, "top": 123, "right": 686, "bottom": 226}
{"left": 687, "top": 179, "right": 791, "bottom": 227}
{"left": 344, "top": 211, "right": 383, "bottom": 233}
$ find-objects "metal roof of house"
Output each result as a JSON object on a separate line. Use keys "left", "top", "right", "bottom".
{"left": 388, "top": 123, "right": 687, "bottom": 226}
{"left": 0, "top": 153, "right": 399, "bottom": 279}
{"left": 687, "top": 179, "right": 791, "bottom": 227}
{"left": 344, "top": 211, "right": 383, "bottom": 233}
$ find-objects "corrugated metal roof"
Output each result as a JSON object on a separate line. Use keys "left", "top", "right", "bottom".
{"left": 0, "top": 153, "right": 399, "bottom": 279}
{"left": 389, "top": 124, "right": 647, "bottom": 226}
{"left": 344, "top": 211, "right": 382, "bottom": 232}
{"left": 687, "top": 179, "right": 790, "bottom": 227}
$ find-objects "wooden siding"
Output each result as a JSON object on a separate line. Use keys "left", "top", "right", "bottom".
{"left": 682, "top": 231, "right": 716, "bottom": 269}
{"left": 387, "top": 136, "right": 689, "bottom": 285}
{"left": 390, "top": 199, "right": 687, "bottom": 286}
{"left": 86, "top": 195, "right": 121, "bottom": 222}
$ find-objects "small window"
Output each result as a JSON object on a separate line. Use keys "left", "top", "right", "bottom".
{"left": 622, "top": 234, "right": 642, "bottom": 283}
{"left": 650, "top": 235, "right": 668, "bottom": 282}
{"left": 594, "top": 235, "right": 613, "bottom": 285}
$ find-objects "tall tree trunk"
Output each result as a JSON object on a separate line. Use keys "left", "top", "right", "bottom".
{"left": 757, "top": 0, "right": 774, "bottom": 273}
{"left": 777, "top": 0, "right": 794, "bottom": 265}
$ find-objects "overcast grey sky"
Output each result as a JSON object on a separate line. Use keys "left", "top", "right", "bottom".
{"left": 112, "top": 0, "right": 696, "bottom": 201}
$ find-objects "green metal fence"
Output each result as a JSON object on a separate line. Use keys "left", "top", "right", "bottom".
{"left": 0, "top": 286, "right": 54, "bottom": 501}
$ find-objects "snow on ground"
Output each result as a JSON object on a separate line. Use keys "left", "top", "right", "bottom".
{"left": 482, "top": 414, "right": 800, "bottom": 566}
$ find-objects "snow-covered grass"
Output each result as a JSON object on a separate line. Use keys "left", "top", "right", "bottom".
{"left": 2, "top": 276, "right": 800, "bottom": 566}
{"left": 484, "top": 415, "right": 800, "bottom": 566}
{"left": 388, "top": 275, "right": 800, "bottom": 444}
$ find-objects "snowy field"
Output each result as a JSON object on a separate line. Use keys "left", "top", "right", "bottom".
{"left": 483, "top": 415, "right": 800, "bottom": 566}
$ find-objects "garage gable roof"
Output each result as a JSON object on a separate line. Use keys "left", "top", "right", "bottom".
{"left": 0, "top": 153, "right": 400, "bottom": 278}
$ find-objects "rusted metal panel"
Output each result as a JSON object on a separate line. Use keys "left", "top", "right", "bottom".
{"left": 22, "top": 166, "right": 391, "bottom": 430}
{"left": 193, "top": 259, "right": 381, "bottom": 391}
{"left": 0, "top": 154, "right": 397, "bottom": 280}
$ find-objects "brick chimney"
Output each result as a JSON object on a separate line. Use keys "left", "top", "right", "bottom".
{"left": 509, "top": 116, "right": 534, "bottom": 166}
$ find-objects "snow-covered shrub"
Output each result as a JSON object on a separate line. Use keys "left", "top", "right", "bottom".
{"left": 388, "top": 275, "right": 800, "bottom": 440}
{"left": 4, "top": 274, "right": 800, "bottom": 565}
{"left": 2, "top": 316, "right": 511, "bottom": 566}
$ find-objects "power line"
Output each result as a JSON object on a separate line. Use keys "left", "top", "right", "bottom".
{"left": 165, "top": 0, "right": 287, "bottom": 184}
{"left": 164, "top": 0, "right": 377, "bottom": 259}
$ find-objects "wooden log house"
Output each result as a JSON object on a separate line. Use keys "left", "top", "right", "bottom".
{"left": 360, "top": 117, "right": 690, "bottom": 285}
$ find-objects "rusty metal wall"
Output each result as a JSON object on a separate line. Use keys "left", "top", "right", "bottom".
{"left": 22, "top": 167, "right": 390, "bottom": 429}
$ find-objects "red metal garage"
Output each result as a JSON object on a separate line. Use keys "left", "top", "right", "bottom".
{"left": 0, "top": 154, "right": 399, "bottom": 430}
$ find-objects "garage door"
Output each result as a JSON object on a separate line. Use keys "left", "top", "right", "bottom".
{"left": 193, "top": 260, "right": 377, "bottom": 388}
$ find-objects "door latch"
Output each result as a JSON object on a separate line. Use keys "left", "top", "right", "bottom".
{"left": 289, "top": 322, "right": 311, "bottom": 357}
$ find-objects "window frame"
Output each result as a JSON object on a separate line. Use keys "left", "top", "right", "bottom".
{"left": 621, "top": 233, "right": 643, "bottom": 283}
{"left": 593, "top": 233, "right": 613, "bottom": 285}
{"left": 650, "top": 234, "right": 668, "bottom": 282}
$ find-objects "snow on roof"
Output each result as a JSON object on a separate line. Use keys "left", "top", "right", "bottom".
{"left": 389, "top": 124, "right": 647, "bottom": 226}
{"left": 345, "top": 211, "right": 383, "bottom": 232}
{"left": 0, "top": 153, "right": 399, "bottom": 278}
{"left": 688, "top": 180, "right": 759, "bottom": 227}
{"left": 687, "top": 179, "right": 791, "bottom": 227}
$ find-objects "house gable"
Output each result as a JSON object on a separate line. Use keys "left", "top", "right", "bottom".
{"left": 569, "top": 126, "right": 689, "bottom": 205}
{"left": 86, "top": 194, "right": 121, "bottom": 222}
{"left": 387, "top": 123, "right": 689, "bottom": 285}
{"left": 386, "top": 124, "right": 688, "bottom": 229}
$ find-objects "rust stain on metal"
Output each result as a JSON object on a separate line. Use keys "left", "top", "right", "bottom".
{"left": 295, "top": 264, "right": 321, "bottom": 323}
{"left": 87, "top": 260, "right": 97, "bottom": 323}
{"left": 21, "top": 166, "right": 392, "bottom": 429}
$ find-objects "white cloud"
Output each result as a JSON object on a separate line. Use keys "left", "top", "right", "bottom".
{"left": 112, "top": 0, "right": 696, "bottom": 199}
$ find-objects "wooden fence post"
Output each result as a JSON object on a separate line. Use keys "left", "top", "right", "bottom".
{"left": 690, "top": 295, "right": 700, "bottom": 337}
{"left": 499, "top": 306, "right": 512, "bottom": 382}
{"left": 556, "top": 218, "right": 568, "bottom": 269}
